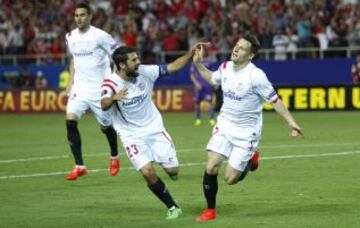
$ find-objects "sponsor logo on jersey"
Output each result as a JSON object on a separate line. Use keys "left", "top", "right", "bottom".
{"left": 122, "top": 94, "right": 147, "bottom": 106}
{"left": 73, "top": 51, "right": 94, "bottom": 57}
{"left": 223, "top": 90, "right": 242, "bottom": 101}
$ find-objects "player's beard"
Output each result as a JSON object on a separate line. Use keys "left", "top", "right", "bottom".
{"left": 126, "top": 68, "right": 139, "bottom": 78}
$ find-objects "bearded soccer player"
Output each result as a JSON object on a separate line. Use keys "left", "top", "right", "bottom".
{"left": 100, "top": 43, "right": 206, "bottom": 219}
{"left": 193, "top": 33, "right": 303, "bottom": 222}
{"left": 64, "top": 3, "right": 120, "bottom": 180}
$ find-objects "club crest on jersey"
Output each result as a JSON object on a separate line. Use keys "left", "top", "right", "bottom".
{"left": 137, "top": 82, "right": 145, "bottom": 91}
{"left": 236, "top": 83, "right": 243, "bottom": 91}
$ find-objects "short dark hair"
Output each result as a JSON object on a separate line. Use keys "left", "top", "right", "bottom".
{"left": 75, "top": 3, "right": 92, "bottom": 14}
{"left": 112, "top": 46, "right": 137, "bottom": 70}
{"left": 242, "top": 32, "right": 261, "bottom": 56}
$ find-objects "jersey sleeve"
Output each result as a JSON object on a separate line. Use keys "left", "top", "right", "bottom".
{"left": 210, "top": 63, "right": 224, "bottom": 86}
{"left": 99, "top": 32, "right": 118, "bottom": 55}
{"left": 101, "top": 78, "right": 117, "bottom": 99}
{"left": 251, "top": 68, "right": 278, "bottom": 103}
{"left": 211, "top": 61, "right": 228, "bottom": 86}
{"left": 139, "top": 65, "right": 160, "bottom": 82}
{"left": 65, "top": 33, "right": 72, "bottom": 55}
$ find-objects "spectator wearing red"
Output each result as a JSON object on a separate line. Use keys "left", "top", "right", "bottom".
{"left": 352, "top": 54, "right": 360, "bottom": 84}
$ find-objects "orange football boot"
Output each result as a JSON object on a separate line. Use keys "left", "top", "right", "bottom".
{"left": 66, "top": 166, "right": 88, "bottom": 181}
{"left": 250, "top": 150, "right": 260, "bottom": 171}
{"left": 109, "top": 158, "right": 120, "bottom": 176}
{"left": 196, "top": 209, "right": 217, "bottom": 222}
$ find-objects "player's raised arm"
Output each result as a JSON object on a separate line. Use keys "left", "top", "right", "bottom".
{"left": 193, "top": 46, "right": 213, "bottom": 84}
{"left": 166, "top": 42, "right": 210, "bottom": 74}
{"left": 272, "top": 98, "right": 303, "bottom": 137}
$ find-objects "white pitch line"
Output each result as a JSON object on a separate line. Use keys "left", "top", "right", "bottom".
{"left": 1, "top": 150, "right": 360, "bottom": 180}
{"left": 0, "top": 155, "right": 69, "bottom": 163}
{"left": 0, "top": 142, "right": 359, "bottom": 164}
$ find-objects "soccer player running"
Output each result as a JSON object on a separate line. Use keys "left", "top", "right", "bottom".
{"left": 193, "top": 33, "right": 303, "bottom": 222}
{"left": 100, "top": 44, "right": 205, "bottom": 219}
{"left": 64, "top": 3, "right": 120, "bottom": 180}
{"left": 190, "top": 50, "right": 216, "bottom": 126}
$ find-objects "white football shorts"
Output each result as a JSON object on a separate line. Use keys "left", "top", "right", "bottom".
{"left": 206, "top": 125, "right": 259, "bottom": 171}
{"left": 122, "top": 131, "right": 179, "bottom": 171}
{"left": 66, "top": 94, "right": 112, "bottom": 126}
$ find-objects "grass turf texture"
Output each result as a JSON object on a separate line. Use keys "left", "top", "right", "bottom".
{"left": 0, "top": 112, "right": 359, "bottom": 227}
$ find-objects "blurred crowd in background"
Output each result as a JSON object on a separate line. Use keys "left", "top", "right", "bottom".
{"left": 0, "top": 0, "right": 360, "bottom": 63}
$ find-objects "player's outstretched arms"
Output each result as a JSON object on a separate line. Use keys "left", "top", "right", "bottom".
{"left": 193, "top": 46, "right": 213, "bottom": 84}
{"left": 167, "top": 42, "right": 210, "bottom": 74}
{"left": 272, "top": 98, "right": 303, "bottom": 137}
{"left": 101, "top": 88, "right": 127, "bottom": 111}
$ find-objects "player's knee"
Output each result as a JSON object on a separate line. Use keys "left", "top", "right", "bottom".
{"left": 164, "top": 167, "right": 178, "bottom": 176}
{"left": 164, "top": 167, "right": 178, "bottom": 181}
{"left": 140, "top": 166, "right": 157, "bottom": 182}
{"left": 206, "top": 164, "right": 220, "bottom": 175}
{"left": 224, "top": 175, "right": 239, "bottom": 185}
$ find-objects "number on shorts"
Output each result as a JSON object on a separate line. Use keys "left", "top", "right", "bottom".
{"left": 125, "top": 144, "right": 139, "bottom": 158}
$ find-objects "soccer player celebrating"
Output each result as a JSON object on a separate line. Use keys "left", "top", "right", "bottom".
{"left": 193, "top": 33, "right": 303, "bottom": 222}
{"left": 100, "top": 44, "right": 205, "bottom": 219}
{"left": 64, "top": 3, "right": 120, "bottom": 180}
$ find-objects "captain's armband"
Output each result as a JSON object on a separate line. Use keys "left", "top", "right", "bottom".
{"left": 159, "top": 64, "right": 169, "bottom": 77}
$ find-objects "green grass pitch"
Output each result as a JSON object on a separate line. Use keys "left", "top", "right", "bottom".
{"left": 0, "top": 112, "right": 359, "bottom": 228}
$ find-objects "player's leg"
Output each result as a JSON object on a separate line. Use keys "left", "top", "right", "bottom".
{"left": 194, "top": 89, "right": 202, "bottom": 126}
{"left": 250, "top": 149, "right": 260, "bottom": 171}
{"left": 224, "top": 144, "right": 259, "bottom": 185}
{"left": 100, "top": 125, "right": 120, "bottom": 176}
{"left": 91, "top": 102, "right": 120, "bottom": 176}
{"left": 124, "top": 139, "right": 181, "bottom": 219}
{"left": 197, "top": 151, "right": 225, "bottom": 222}
{"left": 152, "top": 131, "right": 179, "bottom": 181}
{"left": 100, "top": 125, "right": 118, "bottom": 157}
{"left": 197, "top": 128, "right": 230, "bottom": 222}
{"left": 65, "top": 98, "right": 88, "bottom": 180}
{"left": 140, "top": 163, "right": 182, "bottom": 219}
{"left": 203, "top": 90, "right": 216, "bottom": 126}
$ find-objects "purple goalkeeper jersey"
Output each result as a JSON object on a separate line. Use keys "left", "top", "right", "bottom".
{"left": 190, "top": 60, "right": 212, "bottom": 90}
{"left": 191, "top": 60, "right": 214, "bottom": 102}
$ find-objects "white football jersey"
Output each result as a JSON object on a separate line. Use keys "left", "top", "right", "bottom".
{"left": 66, "top": 26, "right": 118, "bottom": 99}
{"left": 211, "top": 61, "right": 278, "bottom": 142}
{"left": 101, "top": 65, "right": 165, "bottom": 140}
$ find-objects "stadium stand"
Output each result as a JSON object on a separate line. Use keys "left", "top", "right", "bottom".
{"left": 1, "top": 0, "right": 360, "bottom": 60}
{"left": 0, "top": 0, "right": 360, "bottom": 88}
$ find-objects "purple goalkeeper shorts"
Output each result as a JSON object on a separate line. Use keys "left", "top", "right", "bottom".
{"left": 194, "top": 87, "right": 213, "bottom": 103}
